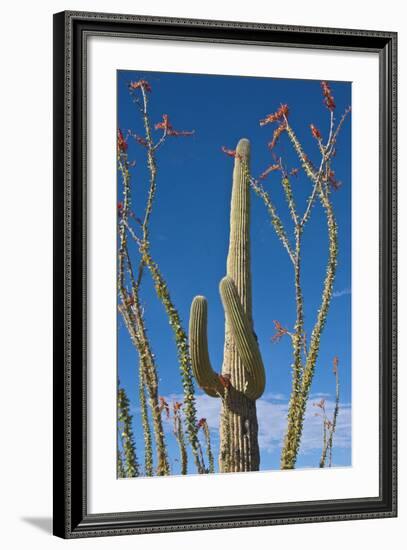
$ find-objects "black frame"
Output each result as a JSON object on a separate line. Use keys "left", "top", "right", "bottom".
{"left": 53, "top": 10, "right": 397, "bottom": 539}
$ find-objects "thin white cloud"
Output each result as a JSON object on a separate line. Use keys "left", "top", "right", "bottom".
{"left": 262, "top": 391, "right": 287, "bottom": 401}
{"left": 255, "top": 397, "right": 351, "bottom": 456}
{"left": 333, "top": 287, "right": 351, "bottom": 298}
{"left": 310, "top": 392, "right": 331, "bottom": 399}
{"left": 161, "top": 391, "right": 351, "bottom": 460}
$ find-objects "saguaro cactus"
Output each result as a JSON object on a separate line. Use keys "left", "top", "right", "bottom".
{"left": 189, "top": 139, "right": 266, "bottom": 472}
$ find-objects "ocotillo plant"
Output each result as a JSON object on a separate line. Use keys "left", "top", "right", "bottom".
{"left": 189, "top": 139, "right": 266, "bottom": 473}
{"left": 197, "top": 417, "right": 215, "bottom": 474}
{"left": 117, "top": 78, "right": 205, "bottom": 475}
{"left": 118, "top": 125, "right": 170, "bottom": 476}
{"left": 172, "top": 401, "right": 188, "bottom": 475}
{"left": 316, "top": 356, "right": 340, "bottom": 468}
{"left": 245, "top": 81, "right": 350, "bottom": 469}
{"left": 117, "top": 386, "right": 140, "bottom": 477}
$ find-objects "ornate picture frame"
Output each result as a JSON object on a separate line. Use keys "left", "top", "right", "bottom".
{"left": 53, "top": 10, "right": 397, "bottom": 538}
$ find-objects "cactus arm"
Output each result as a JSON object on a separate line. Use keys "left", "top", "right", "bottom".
{"left": 189, "top": 296, "right": 224, "bottom": 398}
{"left": 219, "top": 276, "right": 265, "bottom": 400}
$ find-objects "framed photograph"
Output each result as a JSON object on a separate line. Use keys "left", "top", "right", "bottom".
{"left": 53, "top": 11, "right": 397, "bottom": 538}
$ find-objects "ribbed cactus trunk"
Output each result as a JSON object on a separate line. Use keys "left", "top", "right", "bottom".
{"left": 220, "top": 139, "right": 259, "bottom": 472}
{"left": 189, "top": 139, "right": 265, "bottom": 473}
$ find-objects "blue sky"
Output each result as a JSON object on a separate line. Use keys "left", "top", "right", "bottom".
{"left": 117, "top": 70, "right": 352, "bottom": 475}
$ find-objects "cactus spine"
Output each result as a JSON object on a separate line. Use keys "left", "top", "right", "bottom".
{"left": 189, "top": 139, "right": 266, "bottom": 472}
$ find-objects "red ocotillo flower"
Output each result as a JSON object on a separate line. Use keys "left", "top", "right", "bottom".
{"left": 158, "top": 396, "right": 170, "bottom": 419}
{"left": 168, "top": 128, "right": 195, "bottom": 137}
{"left": 326, "top": 169, "right": 342, "bottom": 190}
{"left": 321, "top": 81, "right": 336, "bottom": 111}
{"left": 118, "top": 202, "right": 137, "bottom": 219}
{"left": 117, "top": 129, "right": 128, "bottom": 153}
{"left": 325, "top": 419, "right": 333, "bottom": 430}
{"left": 268, "top": 122, "right": 287, "bottom": 150}
{"left": 271, "top": 320, "right": 289, "bottom": 343}
{"left": 310, "top": 124, "right": 322, "bottom": 140}
{"left": 155, "top": 114, "right": 170, "bottom": 131}
{"left": 221, "top": 146, "right": 240, "bottom": 159}
{"left": 259, "top": 104, "right": 289, "bottom": 126}
{"left": 132, "top": 133, "right": 148, "bottom": 147}
{"left": 173, "top": 401, "right": 183, "bottom": 413}
{"left": 117, "top": 202, "right": 124, "bottom": 217}
{"left": 333, "top": 356, "right": 339, "bottom": 375}
{"left": 197, "top": 418, "right": 207, "bottom": 430}
{"left": 218, "top": 373, "right": 231, "bottom": 389}
{"left": 314, "top": 398, "right": 326, "bottom": 410}
{"left": 129, "top": 79, "right": 152, "bottom": 93}
{"left": 154, "top": 114, "right": 194, "bottom": 137}
{"left": 259, "top": 164, "right": 280, "bottom": 180}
